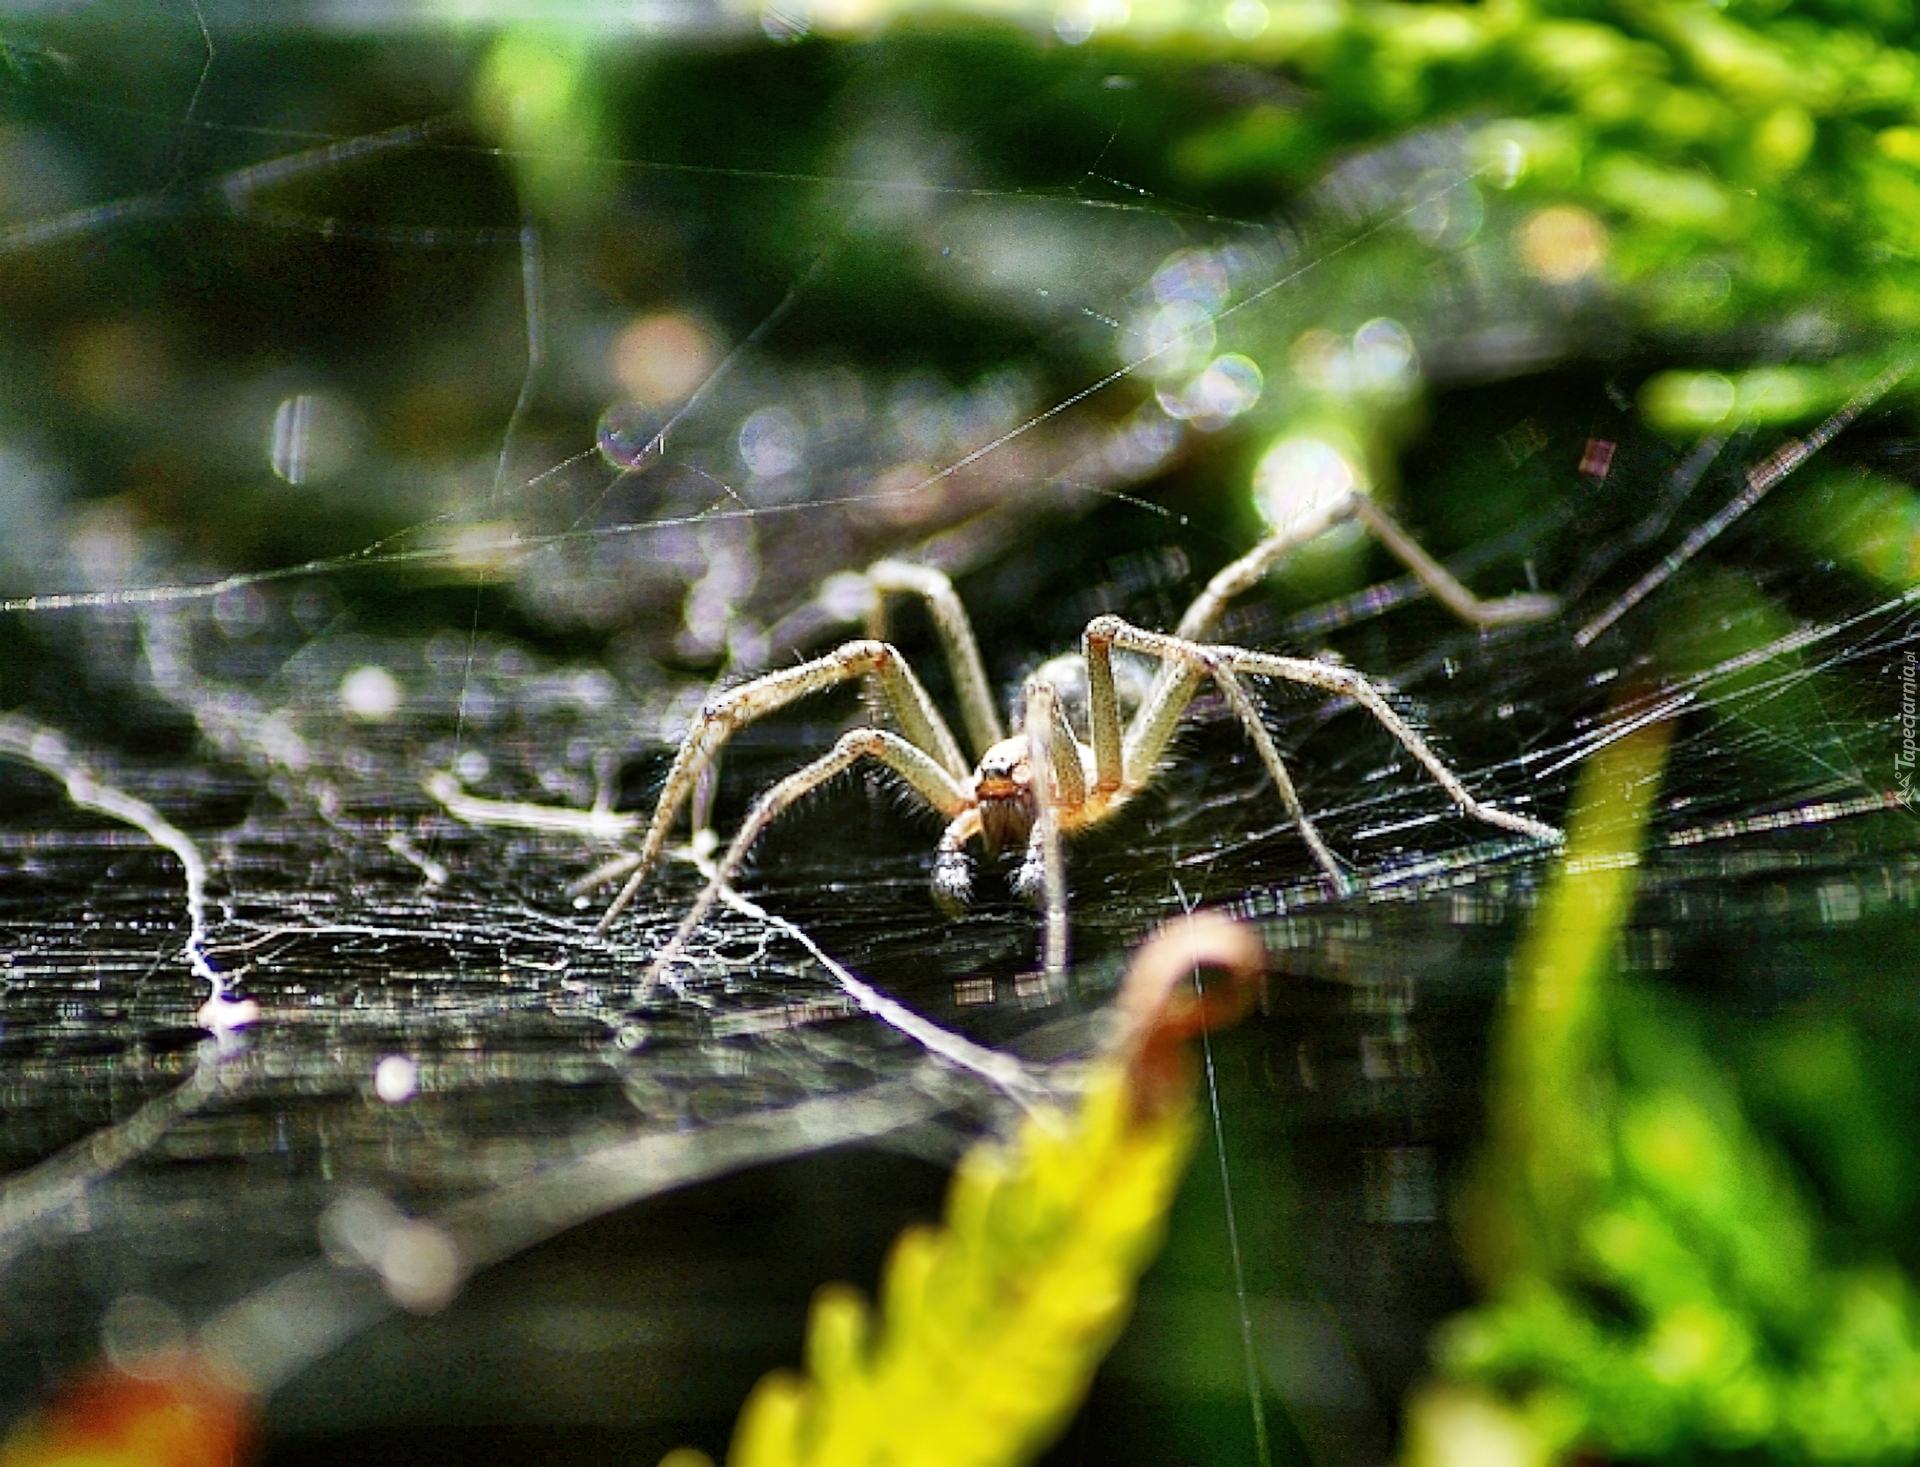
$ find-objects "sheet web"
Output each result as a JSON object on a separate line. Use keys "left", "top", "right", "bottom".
{"left": 0, "top": 25, "right": 1918, "bottom": 1459}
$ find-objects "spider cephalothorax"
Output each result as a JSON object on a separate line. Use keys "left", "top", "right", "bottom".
{"left": 964, "top": 736, "right": 1039, "bottom": 856}
{"left": 578, "top": 490, "right": 1563, "bottom": 989}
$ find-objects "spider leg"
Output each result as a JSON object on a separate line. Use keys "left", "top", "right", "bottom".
{"left": 642, "top": 726, "right": 969, "bottom": 993}
{"left": 1239, "top": 648, "right": 1561, "bottom": 843}
{"left": 1021, "top": 675, "right": 1075, "bottom": 981}
{"left": 581, "top": 640, "right": 968, "bottom": 931}
{"left": 1172, "top": 491, "right": 1558, "bottom": 644}
{"left": 1035, "top": 675, "right": 1088, "bottom": 812}
{"left": 1086, "top": 618, "right": 1348, "bottom": 888}
{"left": 1107, "top": 500, "right": 1367, "bottom": 799}
{"left": 1348, "top": 496, "right": 1560, "bottom": 629}
{"left": 1081, "top": 621, "right": 1126, "bottom": 800}
{"left": 1090, "top": 615, "right": 1562, "bottom": 870}
{"left": 865, "top": 560, "right": 1005, "bottom": 760}
{"left": 933, "top": 808, "right": 983, "bottom": 914}
{"left": 1111, "top": 494, "right": 1556, "bottom": 834}
{"left": 1206, "top": 662, "right": 1351, "bottom": 888}
{"left": 1012, "top": 683, "right": 1087, "bottom": 899}
{"left": 1174, "top": 491, "right": 1362, "bottom": 642}
{"left": 696, "top": 561, "right": 997, "bottom": 857}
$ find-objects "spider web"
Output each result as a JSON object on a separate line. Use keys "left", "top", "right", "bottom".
{"left": 1, "top": 15, "right": 1918, "bottom": 1464}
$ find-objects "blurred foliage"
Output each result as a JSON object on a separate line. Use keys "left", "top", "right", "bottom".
{"left": 663, "top": 916, "right": 1261, "bottom": 1467}
{"left": 706, "top": 1070, "right": 1197, "bottom": 1467}
{"left": 0, "top": 918, "right": 1266, "bottom": 1467}
{"left": 12, "top": 0, "right": 1920, "bottom": 643}
{"left": 1780, "top": 463, "right": 1920, "bottom": 591}
{"left": 796, "top": 0, "right": 1920, "bottom": 345}
{"left": 0, "top": 1359, "right": 252, "bottom": 1467}
{"left": 708, "top": 0, "right": 1920, "bottom": 590}
{"left": 1407, "top": 721, "right": 1920, "bottom": 1465}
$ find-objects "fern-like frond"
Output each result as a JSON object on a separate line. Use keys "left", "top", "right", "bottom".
{"left": 696, "top": 913, "right": 1265, "bottom": 1467}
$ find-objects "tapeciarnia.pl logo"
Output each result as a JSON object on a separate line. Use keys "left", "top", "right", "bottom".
{"left": 1899, "top": 648, "right": 1918, "bottom": 809}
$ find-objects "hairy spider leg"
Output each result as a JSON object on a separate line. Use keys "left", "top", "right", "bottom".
{"left": 1084, "top": 618, "right": 1350, "bottom": 889}
{"left": 678, "top": 558, "right": 1009, "bottom": 902}
{"left": 611, "top": 501, "right": 1562, "bottom": 969}
{"left": 1174, "top": 491, "right": 1561, "bottom": 647}
{"left": 1094, "top": 491, "right": 1561, "bottom": 858}
{"left": 1069, "top": 494, "right": 1562, "bottom": 885}
{"left": 688, "top": 559, "right": 1002, "bottom": 886}
{"left": 1173, "top": 487, "right": 1361, "bottom": 645}
{"left": 641, "top": 727, "right": 969, "bottom": 993}
{"left": 1091, "top": 616, "right": 1562, "bottom": 851}
{"left": 1079, "top": 505, "right": 1368, "bottom": 876}
{"left": 683, "top": 562, "right": 1001, "bottom": 844}
{"left": 1020, "top": 675, "right": 1078, "bottom": 979}
{"left": 1347, "top": 497, "right": 1561, "bottom": 630}
{"left": 1012, "top": 669, "right": 1088, "bottom": 896}
{"left": 864, "top": 560, "right": 1005, "bottom": 761}
{"left": 577, "top": 640, "right": 969, "bottom": 930}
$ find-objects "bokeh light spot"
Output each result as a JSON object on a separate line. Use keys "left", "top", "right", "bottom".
{"left": 1352, "top": 317, "right": 1419, "bottom": 391}
{"left": 1223, "top": 0, "right": 1269, "bottom": 37}
{"left": 1252, "top": 436, "right": 1364, "bottom": 538}
{"left": 738, "top": 406, "right": 806, "bottom": 479}
{"left": 100, "top": 1294, "right": 188, "bottom": 1381}
{"left": 374, "top": 1054, "right": 420, "bottom": 1104}
{"left": 269, "top": 393, "right": 361, "bottom": 484}
{"left": 339, "top": 665, "right": 402, "bottom": 723}
{"left": 611, "top": 312, "right": 718, "bottom": 408}
{"left": 1520, "top": 206, "right": 1606, "bottom": 284}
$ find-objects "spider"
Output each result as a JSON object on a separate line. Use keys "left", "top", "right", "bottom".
{"left": 581, "top": 486, "right": 1564, "bottom": 989}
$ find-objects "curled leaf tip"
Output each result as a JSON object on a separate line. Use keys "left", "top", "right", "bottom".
{"left": 1117, "top": 909, "right": 1266, "bottom": 1120}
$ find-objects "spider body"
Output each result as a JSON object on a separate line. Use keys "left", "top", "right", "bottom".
{"left": 581, "top": 495, "right": 1565, "bottom": 990}
{"left": 931, "top": 715, "right": 1116, "bottom": 912}
{"left": 961, "top": 735, "right": 1043, "bottom": 857}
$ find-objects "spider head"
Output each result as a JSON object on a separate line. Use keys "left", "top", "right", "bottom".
{"left": 972, "top": 736, "right": 1035, "bottom": 855}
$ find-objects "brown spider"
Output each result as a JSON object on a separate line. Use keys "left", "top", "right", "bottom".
{"left": 579, "top": 487, "right": 1562, "bottom": 989}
